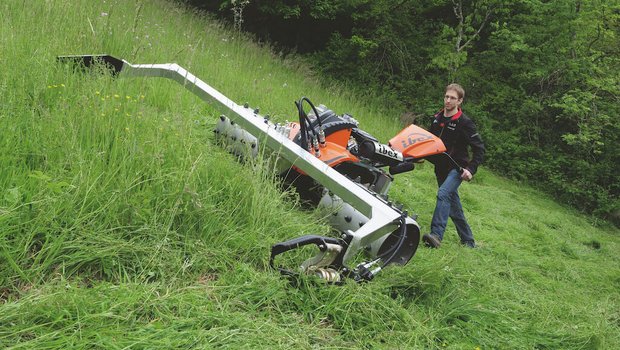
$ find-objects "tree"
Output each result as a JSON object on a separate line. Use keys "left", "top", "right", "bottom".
{"left": 189, "top": 0, "right": 620, "bottom": 223}
{"left": 429, "top": 0, "right": 503, "bottom": 82}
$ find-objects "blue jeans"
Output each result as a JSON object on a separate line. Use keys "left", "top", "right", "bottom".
{"left": 430, "top": 169, "right": 474, "bottom": 243}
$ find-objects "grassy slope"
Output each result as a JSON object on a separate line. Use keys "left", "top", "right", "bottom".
{"left": 0, "top": 1, "right": 618, "bottom": 349}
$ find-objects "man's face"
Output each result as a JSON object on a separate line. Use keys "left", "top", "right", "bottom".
{"left": 444, "top": 89, "right": 462, "bottom": 111}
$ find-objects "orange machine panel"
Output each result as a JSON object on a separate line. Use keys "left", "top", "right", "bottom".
{"left": 324, "top": 128, "right": 352, "bottom": 148}
{"left": 286, "top": 122, "right": 352, "bottom": 149}
{"left": 317, "top": 142, "right": 359, "bottom": 167}
{"left": 291, "top": 142, "right": 359, "bottom": 175}
{"left": 389, "top": 124, "right": 446, "bottom": 159}
{"left": 285, "top": 122, "right": 358, "bottom": 174}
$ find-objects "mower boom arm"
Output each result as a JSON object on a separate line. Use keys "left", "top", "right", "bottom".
{"left": 59, "top": 55, "right": 408, "bottom": 268}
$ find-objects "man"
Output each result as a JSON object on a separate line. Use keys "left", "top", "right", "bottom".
{"left": 422, "top": 83, "right": 485, "bottom": 248}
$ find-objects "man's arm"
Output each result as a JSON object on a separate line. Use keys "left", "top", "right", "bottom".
{"left": 462, "top": 119, "right": 485, "bottom": 175}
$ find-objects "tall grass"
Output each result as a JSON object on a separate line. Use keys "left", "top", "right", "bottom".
{"left": 1, "top": 0, "right": 618, "bottom": 349}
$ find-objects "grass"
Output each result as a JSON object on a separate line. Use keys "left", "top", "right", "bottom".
{"left": 1, "top": 0, "right": 619, "bottom": 349}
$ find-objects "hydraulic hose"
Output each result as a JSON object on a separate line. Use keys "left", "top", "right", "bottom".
{"left": 295, "top": 97, "right": 324, "bottom": 151}
{"left": 379, "top": 214, "right": 408, "bottom": 268}
{"left": 299, "top": 96, "right": 323, "bottom": 130}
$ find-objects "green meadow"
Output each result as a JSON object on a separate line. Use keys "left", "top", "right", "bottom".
{"left": 0, "top": 1, "right": 618, "bottom": 348}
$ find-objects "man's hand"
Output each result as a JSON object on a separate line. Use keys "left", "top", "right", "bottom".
{"left": 460, "top": 168, "right": 473, "bottom": 181}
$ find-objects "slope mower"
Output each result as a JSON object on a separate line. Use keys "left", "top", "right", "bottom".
{"left": 59, "top": 55, "right": 455, "bottom": 283}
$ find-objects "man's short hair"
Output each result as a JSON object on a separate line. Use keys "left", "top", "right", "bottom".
{"left": 446, "top": 83, "right": 465, "bottom": 100}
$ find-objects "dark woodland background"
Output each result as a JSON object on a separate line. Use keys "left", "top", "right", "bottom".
{"left": 187, "top": 0, "right": 619, "bottom": 225}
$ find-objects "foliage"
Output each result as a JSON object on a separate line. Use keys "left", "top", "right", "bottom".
{"left": 185, "top": 0, "right": 363, "bottom": 51}
{"left": 194, "top": 0, "right": 620, "bottom": 224}
{"left": 472, "top": 0, "right": 620, "bottom": 221}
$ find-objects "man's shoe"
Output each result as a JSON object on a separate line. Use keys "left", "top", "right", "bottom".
{"left": 461, "top": 240, "right": 476, "bottom": 248}
{"left": 422, "top": 234, "right": 441, "bottom": 248}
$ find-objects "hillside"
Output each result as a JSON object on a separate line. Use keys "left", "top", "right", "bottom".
{"left": 1, "top": 1, "right": 618, "bottom": 349}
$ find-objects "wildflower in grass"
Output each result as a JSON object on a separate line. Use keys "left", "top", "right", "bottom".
{"left": 125, "top": 127, "right": 130, "bottom": 132}
{"left": 114, "top": 94, "right": 120, "bottom": 98}
{"left": 96, "top": 91, "right": 100, "bottom": 95}
{"left": 126, "top": 95, "right": 131, "bottom": 100}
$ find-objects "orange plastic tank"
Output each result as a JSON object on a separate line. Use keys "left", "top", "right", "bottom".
{"left": 388, "top": 125, "right": 446, "bottom": 159}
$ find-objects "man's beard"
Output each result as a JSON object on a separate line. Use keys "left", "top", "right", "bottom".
{"left": 445, "top": 105, "right": 457, "bottom": 113}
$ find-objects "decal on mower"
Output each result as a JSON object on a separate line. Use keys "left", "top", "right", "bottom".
{"left": 373, "top": 142, "right": 403, "bottom": 162}
{"left": 400, "top": 133, "right": 434, "bottom": 149}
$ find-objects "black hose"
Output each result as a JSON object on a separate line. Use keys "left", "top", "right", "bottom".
{"left": 299, "top": 97, "right": 323, "bottom": 130}
{"left": 296, "top": 97, "right": 324, "bottom": 152}
{"left": 296, "top": 98, "right": 315, "bottom": 132}
{"left": 379, "top": 214, "right": 408, "bottom": 268}
{"left": 295, "top": 100, "right": 309, "bottom": 151}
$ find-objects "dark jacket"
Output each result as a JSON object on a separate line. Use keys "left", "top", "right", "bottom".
{"left": 429, "top": 109, "right": 485, "bottom": 178}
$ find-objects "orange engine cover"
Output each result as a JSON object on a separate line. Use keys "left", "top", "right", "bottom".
{"left": 389, "top": 124, "right": 446, "bottom": 159}
{"left": 287, "top": 122, "right": 359, "bottom": 173}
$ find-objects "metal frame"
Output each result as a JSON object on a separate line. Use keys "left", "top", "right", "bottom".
{"left": 58, "top": 55, "right": 415, "bottom": 266}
